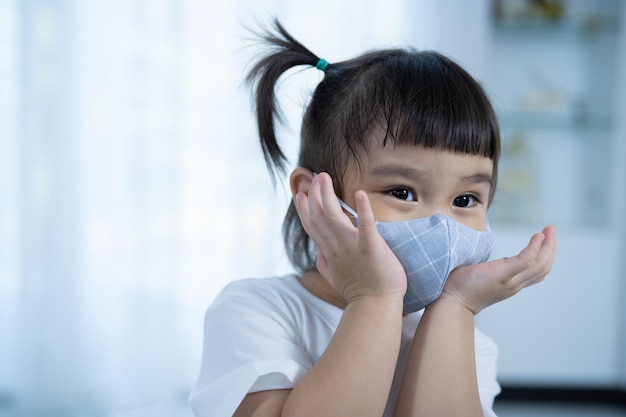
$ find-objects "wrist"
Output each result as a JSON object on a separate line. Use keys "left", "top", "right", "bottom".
{"left": 428, "top": 294, "right": 479, "bottom": 316}
{"left": 346, "top": 293, "right": 404, "bottom": 314}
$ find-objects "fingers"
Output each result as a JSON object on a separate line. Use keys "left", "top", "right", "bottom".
{"left": 318, "top": 173, "right": 352, "bottom": 227}
{"left": 299, "top": 172, "right": 357, "bottom": 227}
{"left": 507, "top": 225, "right": 558, "bottom": 290}
{"left": 477, "top": 225, "right": 556, "bottom": 295}
{"left": 538, "top": 225, "right": 558, "bottom": 274}
{"left": 529, "top": 225, "right": 557, "bottom": 277}
{"left": 294, "top": 172, "right": 357, "bottom": 249}
{"left": 354, "top": 190, "right": 379, "bottom": 246}
{"left": 316, "top": 175, "right": 381, "bottom": 251}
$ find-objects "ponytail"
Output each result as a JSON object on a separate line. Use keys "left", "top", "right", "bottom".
{"left": 245, "top": 19, "right": 327, "bottom": 182}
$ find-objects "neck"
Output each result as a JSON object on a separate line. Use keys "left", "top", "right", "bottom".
{"left": 298, "top": 270, "right": 348, "bottom": 310}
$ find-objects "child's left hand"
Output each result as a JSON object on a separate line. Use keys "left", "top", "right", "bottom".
{"left": 439, "top": 225, "right": 557, "bottom": 314}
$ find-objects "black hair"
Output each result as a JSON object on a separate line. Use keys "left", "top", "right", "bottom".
{"left": 246, "top": 19, "right": 501, "bottom": 273}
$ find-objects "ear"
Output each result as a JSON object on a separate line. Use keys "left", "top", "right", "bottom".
{"left": 289, "top": 167, "right": 314, "bottom": 198}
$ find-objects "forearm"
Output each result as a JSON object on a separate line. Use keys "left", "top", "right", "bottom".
{"left": 393, "top": 297, "right": 483, "bottom": 417}
{"left": 282, "top": 296, "right": 404, "bottom": 417}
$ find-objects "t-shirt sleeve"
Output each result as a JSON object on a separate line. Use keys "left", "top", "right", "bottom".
{"left": 475, "top": 327, "right": 501, "bottom": 417}
{"left": 188, "top": 280, "right": 313, "bottom": 417}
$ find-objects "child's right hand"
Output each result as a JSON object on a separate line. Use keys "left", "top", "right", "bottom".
{"left": 294, "top": 172, "right": 407, "bottom": 304}
{"left": 440, "top": 225, "right": 557, "bottom": 314}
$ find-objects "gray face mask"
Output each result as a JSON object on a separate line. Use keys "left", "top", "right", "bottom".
{"left": 337, "top": 199, "right": 493, "bottom": 314}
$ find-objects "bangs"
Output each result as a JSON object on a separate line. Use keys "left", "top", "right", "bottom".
{"left": 353, "top": 52, "right": 499, "bottom": 160}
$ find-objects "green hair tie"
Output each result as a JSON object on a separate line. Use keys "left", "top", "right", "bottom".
{"left": 316, "top": 58, "right": 329, "bottom": 72}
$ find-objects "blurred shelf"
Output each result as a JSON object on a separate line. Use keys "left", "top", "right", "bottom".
{"left": 492, "top": 16, "right": 619, "bottom": 36}
{"left": 498, "top": 111, "right": 613, "bottom": 132}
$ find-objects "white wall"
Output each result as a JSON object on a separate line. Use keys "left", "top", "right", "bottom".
{"left": 403, "top": 0, "right": 490, "bottom": 81}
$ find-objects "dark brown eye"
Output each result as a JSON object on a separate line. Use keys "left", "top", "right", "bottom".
{"left": 453, "top": 195, "right": 477, "bottom": 208}
{"left": 389, "top": 188, "right": 415, "bottom": 201}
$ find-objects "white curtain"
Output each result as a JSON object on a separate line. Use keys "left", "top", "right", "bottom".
{"left": 0, "top": 0, "right": 448, "bottom": 416}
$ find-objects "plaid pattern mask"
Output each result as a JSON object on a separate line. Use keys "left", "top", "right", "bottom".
{"left": 338, "top": 199, "right": 493, "bottom": 314}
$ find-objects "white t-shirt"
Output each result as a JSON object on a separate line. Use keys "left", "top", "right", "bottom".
{"left": 189, "top": 274, "right": 500, "bottom": 417}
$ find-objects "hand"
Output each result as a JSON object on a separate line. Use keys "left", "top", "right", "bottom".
{"left": 294, "top": 172, "right": 407, "bottom": 303}
{"left": 439, "top": 225, "right": 557, "bottom": 314}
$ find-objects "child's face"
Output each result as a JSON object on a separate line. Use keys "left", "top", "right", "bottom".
{"left": 341, "top": 144, "right": 493, "bottom": 231}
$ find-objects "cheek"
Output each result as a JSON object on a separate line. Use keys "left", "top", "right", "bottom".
{"left": 459, "top": 216, "right": 488, "bottom": 232}
{"left": 362, "top": 195, "right": 394, "bottom": 222}
{"left": 365, "top": 195, "right": 417, "bottom": 222}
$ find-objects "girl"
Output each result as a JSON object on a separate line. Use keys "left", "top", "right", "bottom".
{"left": 189, "top": 20, "right": 557, "bottom": 417}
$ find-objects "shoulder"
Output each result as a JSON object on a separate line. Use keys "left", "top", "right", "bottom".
{"left": 190, "top": 275, "right": 317, "bottom": 416}
{"left": 211, "top": 274, "right": 311, "bottom": 312}
{"left": 206, "top": 274, "right": 327, "bottom": 330}
{"left": 219, "top": 274, "right": 302, "bottom": 296}
{"left": 200, "top": 275, "right": 311, "bottom": 360}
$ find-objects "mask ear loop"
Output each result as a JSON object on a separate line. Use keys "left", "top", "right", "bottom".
{"left": 312, "top": 172, "right": 359, "bottom": 221}
{"left": 337, "top": 198, "right": 358, "bottom": 220}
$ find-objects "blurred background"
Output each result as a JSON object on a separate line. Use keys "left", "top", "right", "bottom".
{"left": 0, "top": 0, "right": 625, "bottom": 416}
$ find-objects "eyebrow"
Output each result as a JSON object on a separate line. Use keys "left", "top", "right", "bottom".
{"left": 461, "top": 173, "right": 493, "bottom": 188}
{"left": 369, "top": 164, "right": 493, "bottom": 188}
{"left": 368, "top": 164, "right": 426, "bottom": 180}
